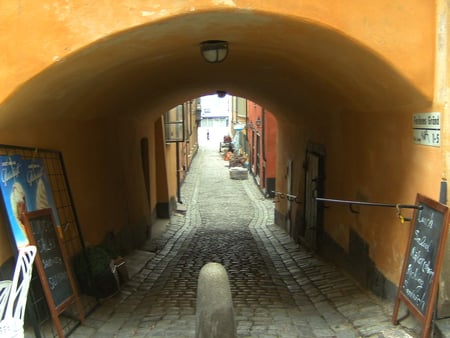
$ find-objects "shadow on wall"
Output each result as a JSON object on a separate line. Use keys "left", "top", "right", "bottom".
{"left": 0, "top": 10, "right": 430, "bottom": 131}
{"left": 319, "top": 228, "right": 397, "bottom": 300}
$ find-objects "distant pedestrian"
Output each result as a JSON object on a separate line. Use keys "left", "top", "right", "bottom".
{"left": 207, "top": 130, "right": 210, "bottom": 140}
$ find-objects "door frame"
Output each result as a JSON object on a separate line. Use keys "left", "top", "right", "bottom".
{"left": 302, "top": 143, "right": 326, "bottom": 250}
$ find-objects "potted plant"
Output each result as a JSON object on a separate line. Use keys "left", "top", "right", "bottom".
{"left": 73, "top": 246, "right": 119, "bottom": 299}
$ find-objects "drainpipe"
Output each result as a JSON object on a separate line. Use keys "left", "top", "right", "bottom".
{"left": 245, "top": 101, "right": 249, "bottom": 154}
{"left": 262, "top": 108, "right": 266, "bottom": 162}
{"left": 262, "top": 108, "right": 267, "bottom": 190}
{"left": 176, "top": 141, "right": 182, "bottom": 204}
{"left": 177, "top": 104, "right": 187, "bottom": 204}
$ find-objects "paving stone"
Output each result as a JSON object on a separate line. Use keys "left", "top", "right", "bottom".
{"left": 70, "top": 145, "right": 419, "bottom": 338}
{"left": 68, "top": 326, "right": 97, "bottom": 337}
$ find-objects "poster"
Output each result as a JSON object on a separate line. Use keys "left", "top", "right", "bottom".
{"left": 0, "top": 155, "right": 60, "bottom": 248}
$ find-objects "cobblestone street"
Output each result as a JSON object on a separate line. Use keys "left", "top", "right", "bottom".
{"left": 71, "top": 140, "right": 420, "bottom": 338}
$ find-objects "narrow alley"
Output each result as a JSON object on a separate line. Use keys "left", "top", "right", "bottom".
{"left": 70, "top": 134, "right": 419, "bottom": 338}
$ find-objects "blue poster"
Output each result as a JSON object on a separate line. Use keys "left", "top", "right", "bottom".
{"left": 0, "top": 155, "right": 60, "bottom": 248}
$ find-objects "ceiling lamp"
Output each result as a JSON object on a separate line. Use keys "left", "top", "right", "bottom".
{"left": 200, "top": 40, "right": 228, "bottom": 63}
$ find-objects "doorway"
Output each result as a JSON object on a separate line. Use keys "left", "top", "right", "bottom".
{"left": 303, "top": 143, "right": 326, "bottom": 250}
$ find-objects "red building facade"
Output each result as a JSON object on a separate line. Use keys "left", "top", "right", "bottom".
{"left": 246, "top": 101, "right": 278, "bottom": 197}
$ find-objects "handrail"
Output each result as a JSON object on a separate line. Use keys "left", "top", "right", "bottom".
{"left": 272, "top": 191, "right": 302, "bottom": 204}
{"left": 315, "top": 197, "right": 421, "bottom": 210}
{"left": 315, "top": 197, "right": 422, "bottom": 222}
{"left": 271, "top": 192, "right": 421, "bottom": 222}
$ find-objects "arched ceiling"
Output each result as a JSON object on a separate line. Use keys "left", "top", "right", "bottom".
{"left": 0, "top": 10, "right": 430, "bottom": 129}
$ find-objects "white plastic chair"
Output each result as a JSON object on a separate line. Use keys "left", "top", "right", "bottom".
{"left": 0, "top": 281, "right": 12, "bottom": 319}
{"left": 0, "top": 245, "right": 37, "bottom": 338}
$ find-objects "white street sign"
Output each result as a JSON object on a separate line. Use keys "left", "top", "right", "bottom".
{"left": 413, "top": 112, "right": 440, "bottom": 147}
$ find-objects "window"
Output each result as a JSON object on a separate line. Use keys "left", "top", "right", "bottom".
{"left": 164, "top": 105, "right": 184, "bottom": 142}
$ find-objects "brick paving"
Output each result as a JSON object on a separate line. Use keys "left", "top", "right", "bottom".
{"left": 70, "top": 142, "right": 422, "bottom": 338}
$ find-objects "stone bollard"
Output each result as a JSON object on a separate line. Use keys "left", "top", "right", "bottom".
{"left": 195, "top": 262, "right": 237, "bottom": 338}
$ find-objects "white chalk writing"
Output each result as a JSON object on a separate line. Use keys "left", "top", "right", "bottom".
{"left": 417, "top": 210, "right": 434, "bottom": 229}
{"left": 42, "top": 256, "right": 63, "bottom": 269}
{"left": 48, "top": 272, "right": 69, "bottom": 290}
{"left": 413, "top": 231, "right": 432, "bottom": 252}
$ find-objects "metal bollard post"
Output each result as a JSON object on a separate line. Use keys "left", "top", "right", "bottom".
{"left": 195, "top": 262, "right": 237, "bottom": 338}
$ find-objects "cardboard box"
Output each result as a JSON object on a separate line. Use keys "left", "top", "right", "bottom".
{"left": 229, "top": 167, "right": 248, "bottom": 180}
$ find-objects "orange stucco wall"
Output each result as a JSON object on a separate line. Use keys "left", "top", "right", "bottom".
{"left": 265, "top": 112, "right": 278, "bottom": 179}
{"left": 154, "top": 116, "right": 170, "bottom": 207}
{"left": 0, "top": 1, "right": 435, "bottom": 106}
{"left": 276, "top": 105, "right": 443, "bottom": 284}
{"left": 0, "top": 115, "right": 157, "bottom": 263}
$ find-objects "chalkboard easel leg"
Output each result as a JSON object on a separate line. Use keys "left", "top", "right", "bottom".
{"left": 392, "top": 296, "right": 401, "bottom": 325}
{"left": 49, "top": 307, "right": 65, "bottom": 338}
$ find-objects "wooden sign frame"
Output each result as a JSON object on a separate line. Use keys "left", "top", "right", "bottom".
{"left": 392, "top": 194, "right": 450, "bottom": 338}
{"left": 24, "top": 208, "right": 84, "bottom": 338}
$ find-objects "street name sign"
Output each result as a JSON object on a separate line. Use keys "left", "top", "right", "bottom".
{"left": 413, "top": 112, "right": 441, "bottom": 147}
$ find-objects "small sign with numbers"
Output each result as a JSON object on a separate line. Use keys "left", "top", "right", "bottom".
{"left": 413, "top": 112, "right": 440, "bottom": 147}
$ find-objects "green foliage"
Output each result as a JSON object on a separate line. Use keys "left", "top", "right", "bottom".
{"left": 73, "top": 246, "right": 111, "bottom": 278}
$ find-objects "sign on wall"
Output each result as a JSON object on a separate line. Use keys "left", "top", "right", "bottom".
{"left": 413, "top": 112, "right": 440, "bottom": 147}
{"left": 0, "top": 155, "right": 61, "bottom": 248}
{"left": 0, "top": 154, "right": 84, "bottom": 337}
{"left": 0, "top": 146, "right": 91, "bottom": 337}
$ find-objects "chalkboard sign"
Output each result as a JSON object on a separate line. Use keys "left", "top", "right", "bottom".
{"left": 24, "top": 208, "right": 84, "bottom": 338}
{"left": 26, "top": 209, "right": 73, "bottom": 308}
{"left": 392, "top": 194, "right": 450, "bottom": 338}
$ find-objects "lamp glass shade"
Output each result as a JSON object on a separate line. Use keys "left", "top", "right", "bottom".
{"left": 201, "top": 40, "right": 228, "bottom": 63}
